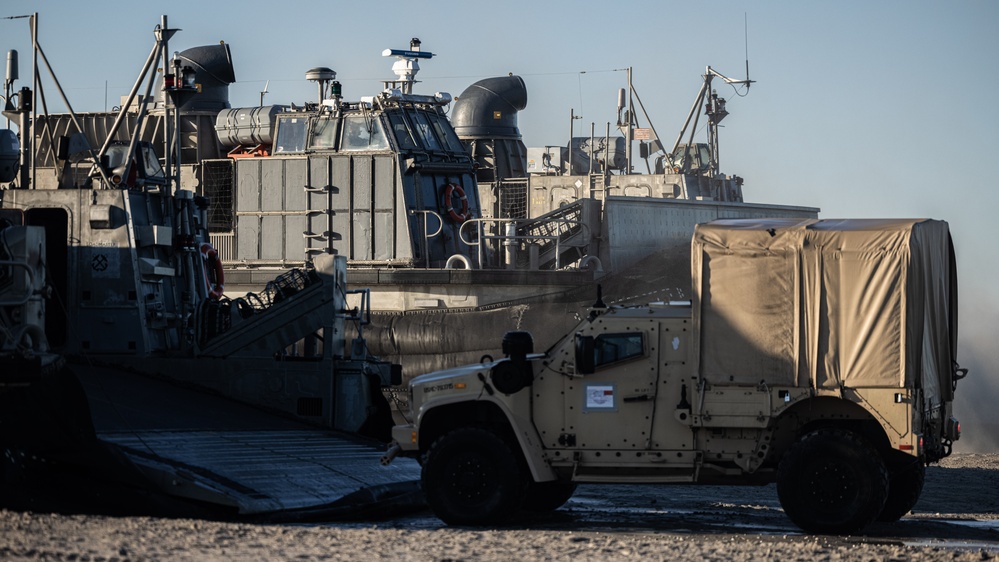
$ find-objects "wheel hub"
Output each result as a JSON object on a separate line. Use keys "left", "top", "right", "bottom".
{"left": 807, "top": 460, "right": 857, "bottom": 509}
{"left": 449, "top": 456, "right": 492, "bottom": 501}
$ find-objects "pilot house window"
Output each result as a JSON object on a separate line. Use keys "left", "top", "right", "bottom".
{"left": 309, "top": 118, "right": 339, "bottom": 150}
{"left": 341, "top": 116, "right": 389, "bottom": 151}
{"left": 388, "top": 113, "right": 417, "bottom": 150}
{"left": 408, "top": 111, "right": 442, "bottom": 151}
{"left": 274, "top": 117, "right": 307, "bottom": 153}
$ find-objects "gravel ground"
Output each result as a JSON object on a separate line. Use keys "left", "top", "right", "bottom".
{"left": 1, "top": 517, "right": 991, "bottom": 562}
{"left": 1, "top": 454, "right": 996, "bottom": 561}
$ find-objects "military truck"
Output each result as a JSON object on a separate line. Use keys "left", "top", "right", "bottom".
{"left": 384, "top": 218, "right": 965, "bottom": 534}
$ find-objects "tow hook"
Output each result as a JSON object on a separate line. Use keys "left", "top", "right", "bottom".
{"left": 381, "top": 442, "right": 402, "bottom": 466}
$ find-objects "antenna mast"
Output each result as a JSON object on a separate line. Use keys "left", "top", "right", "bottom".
{"left": 744, "top": 13, "right": 751, "bottom": 88}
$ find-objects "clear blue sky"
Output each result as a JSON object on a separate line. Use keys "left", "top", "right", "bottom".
{"left": 4, "top": 1, "right": 998, "bottom": 450}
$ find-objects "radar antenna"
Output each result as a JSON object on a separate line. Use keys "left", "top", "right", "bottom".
{"left": 381, "top": 38, "right": 434, "bottom": 95}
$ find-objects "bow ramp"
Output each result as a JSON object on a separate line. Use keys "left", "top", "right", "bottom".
{"left": 79, "top": 364, "right": 422, "bottom": 519}
{"left": 100, "top": 429, "right": 422, "bottom": 517}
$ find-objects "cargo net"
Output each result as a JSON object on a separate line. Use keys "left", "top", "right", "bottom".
{"left": 198, "top": 267, "right": 320, "bottom": 346}
{"left": 497, "top": 178, "right": 528, "bottom": 219}
{"left": 201, "top": 159, "right": 235, "bottom": 232}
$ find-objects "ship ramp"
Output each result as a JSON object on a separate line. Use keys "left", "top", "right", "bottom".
{"left": 53, "top": 364, "right": 422, "bottom": 519}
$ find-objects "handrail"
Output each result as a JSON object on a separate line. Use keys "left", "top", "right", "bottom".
{"left": 458, "top": 217, "right": 513, "bottom": 269}
{"left": 408, "top": 209, "right": 444, "bottom": 268}
{"left": 457, "top": 217, "right": 590, "bottom": 270}
{"left": 344, "top": 287, "right": 372, "bottom": 327}
{"left": 514, "top": 216, "right": 592, "bottom": 268}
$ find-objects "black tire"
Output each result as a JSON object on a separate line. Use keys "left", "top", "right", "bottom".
{"left": 421, "top": 427, "right": 527, "bottom": 525}
{"left": 877, "top": 457, "right": 925, "bottom": 522}
{"left": 776, "top": 428, "right": 888, "bottom": 534}
{"left": 522, "top": 479, "right": 577, "bottom": 512}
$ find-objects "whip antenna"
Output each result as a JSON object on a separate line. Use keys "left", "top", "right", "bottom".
{"left": 744, "top": 13, "right": 751, "bottom": 88}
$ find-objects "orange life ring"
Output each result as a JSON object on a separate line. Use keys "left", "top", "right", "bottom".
{"left": 200, "top": 243, "right": 225, "bottom": 300}
{"left": 443, "top": 183, "right": 469, "bottom": 223}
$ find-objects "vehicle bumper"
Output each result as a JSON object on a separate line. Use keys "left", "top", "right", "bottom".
{"left": 391, "top": 423, "right": 419, "bottom": 452}
{"left": 946, "top": 415, "right": 961, "bottom": 442}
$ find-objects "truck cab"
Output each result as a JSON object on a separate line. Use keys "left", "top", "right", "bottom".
{"left": 386, "top": 218, "right": 964, "bottom": 534}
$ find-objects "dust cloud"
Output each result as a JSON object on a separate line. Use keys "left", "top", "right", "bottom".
{"left": 953, "top": 298, "right": 999, "bottom": 453}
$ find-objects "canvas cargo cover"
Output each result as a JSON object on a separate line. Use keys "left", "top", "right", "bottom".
{"left": 691, "top": 218, "right": 957, "bottom": 402}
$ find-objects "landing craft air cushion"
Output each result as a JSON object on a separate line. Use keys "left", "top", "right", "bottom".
{"left": 0, "top": 14, "right": 419, "bottom": 517}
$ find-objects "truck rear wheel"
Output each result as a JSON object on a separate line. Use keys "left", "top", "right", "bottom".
{"left": 777, "top": 428, "right": 888, "bottom": 534}
{"left": 422, "top": 426, "right": 526, "bottom": 525}
{"left": 877, "top": 456, "right": 925, "bottom": 522}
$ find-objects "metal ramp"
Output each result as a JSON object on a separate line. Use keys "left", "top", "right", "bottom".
{"left": 197, "top": 255, "right": 340, "bottom": 358}
{"left": 101, "top": 429, "right": 422, "bottom": 515}
{"left": 77, "top": 363, "right": 421, "bottom": 519}
{"left": 515, "top": 199, "right": 598, "bottom": 270}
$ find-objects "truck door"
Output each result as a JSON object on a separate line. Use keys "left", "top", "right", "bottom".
{"left": 531, "top": 316, "right": 695, "bottom": 465}
{"left": 557, "top": 326, "right": 659, "bottom": 452}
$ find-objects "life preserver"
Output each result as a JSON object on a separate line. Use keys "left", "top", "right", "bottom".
{"left": 200, "top": 243, "right": 225, "bottom": 300}
{"left": 443, "top": 183, "right": 469, "bottom": 223}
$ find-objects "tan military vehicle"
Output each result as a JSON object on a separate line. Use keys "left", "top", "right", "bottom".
{"left": 384, "top": 218, "right": 965, "bottom": 534}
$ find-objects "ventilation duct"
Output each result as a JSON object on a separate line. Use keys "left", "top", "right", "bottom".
{"left": 452, "top": 76, "right": 528, "bottom": 182}
{"left": 164, "top": 43, "right": 236, "bottom": 112}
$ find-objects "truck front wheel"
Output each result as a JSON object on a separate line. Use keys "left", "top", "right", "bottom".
{"left": 522, "top": 479, "right": 576, "bottom": 512}
{"left": 422, "top": 426, "right": 527, "bottom": 525}
{"left": 777, "top": 428, "right": 888, "bottom": 534}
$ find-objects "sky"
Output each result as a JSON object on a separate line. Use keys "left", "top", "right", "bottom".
{"left": 3, "top": 0, "right": 998, "bottom": 451}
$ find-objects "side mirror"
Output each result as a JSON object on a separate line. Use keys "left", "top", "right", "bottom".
{"left": 574, "top": 333, "right": 594, "bottom": 375}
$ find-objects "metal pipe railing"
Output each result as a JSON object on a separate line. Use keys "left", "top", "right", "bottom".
{"left": 409, "top": 209, "right": 444, "bottom": 268}
{"left": 457, "top": 217, "right": 590, "bottom": 271}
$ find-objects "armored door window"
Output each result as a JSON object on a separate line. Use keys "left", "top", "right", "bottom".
{"left": 274, "top": 117, "right": 307, "bottom": 153}
{"left": 341, "top": 115, "right": 389, "bottom": 151}
{"left": 593, "top": 333, "right": 644, "bottom": 368}
{"left": 309, "top": 117, "right": 339, "bottom": 150}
